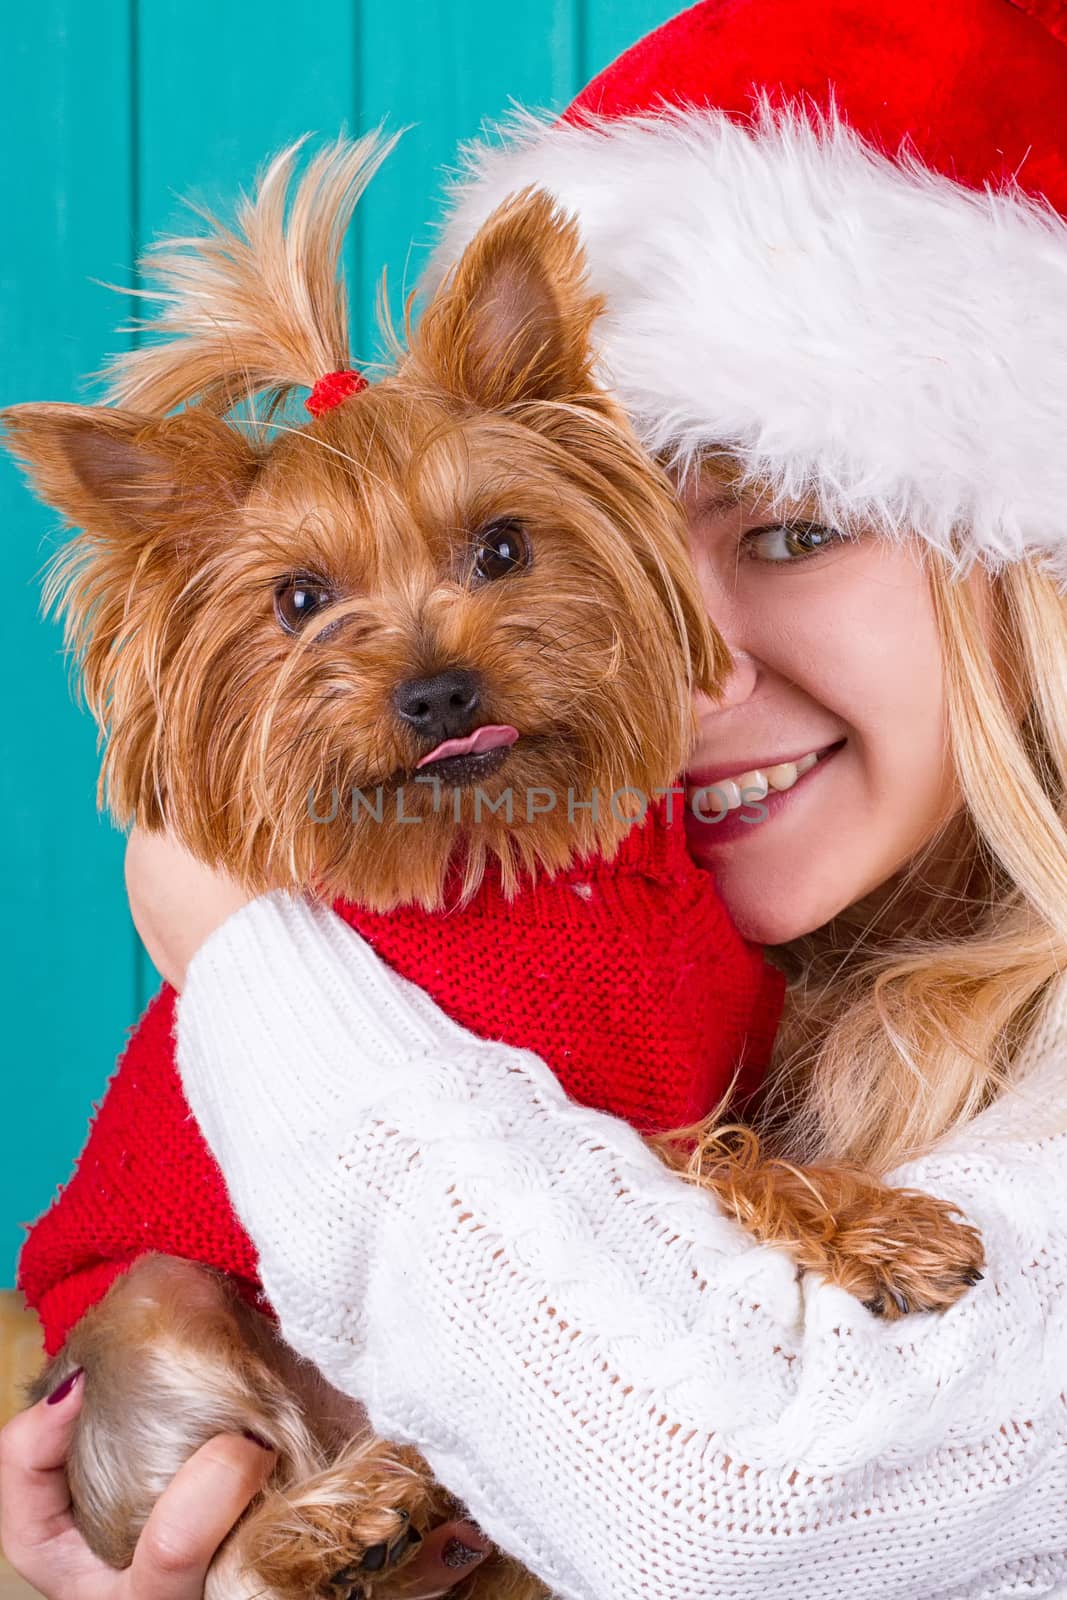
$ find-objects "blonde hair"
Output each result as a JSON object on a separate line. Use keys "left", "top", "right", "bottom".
{"left": 754, "top": 555, "right": 1067, "bottom": 1172}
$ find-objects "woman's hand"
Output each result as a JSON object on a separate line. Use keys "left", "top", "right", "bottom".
{"left": 0, "top": 1377, "right": 490, "bottom": 1599}
{"left": 124, "top": 827, "right": 253, "bottom": 992}
{"left": 0, "top": 1375, "right": 275, "bottom": 1599}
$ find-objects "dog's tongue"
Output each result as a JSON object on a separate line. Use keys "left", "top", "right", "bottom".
{"left": 416, "top": 724, "right": 519, "bottom": 769}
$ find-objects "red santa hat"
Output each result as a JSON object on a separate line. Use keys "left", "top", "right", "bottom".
{"left": 429, "top": 0, "right": 1067, "bottom": 580}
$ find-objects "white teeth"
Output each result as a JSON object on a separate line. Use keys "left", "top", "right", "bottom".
{"left": 765, "top": 752, "right": 817, "bottom": 792}
{"left": 688, "top": 750, "right": 823, "bottom": 813}
{"left": 741, "top": 770, "right": 769, "bottom": 801}
{"left": 765, "top": 762, "right": 800, "bottom": 792}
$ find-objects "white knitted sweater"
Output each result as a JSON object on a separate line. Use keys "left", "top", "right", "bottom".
{"left": 175, "top": 891, "right": 1067, "bottom": 1600}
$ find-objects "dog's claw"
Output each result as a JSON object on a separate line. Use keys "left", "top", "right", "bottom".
{"left": 330, "top": 1564, "right": 368, "bottom": 1592}
{"left": 327, "top": 1567, "right": 369, "bottom": 1600}
{"left": 359, "top": 1543, "right": 390, "bottom": 1574}
{"left": 329, "top": 1519, "right": 425, "bottom": 1594}
{"left": 862, "top": 1286, "right": 911, "bottom": 1318}
{"left": 391, "top": 1525, "right": 424, "bottom": 1560}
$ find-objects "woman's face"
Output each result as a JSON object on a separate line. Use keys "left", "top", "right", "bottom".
{"left": 683, "top": 478, "right": 965, "bottom": 945}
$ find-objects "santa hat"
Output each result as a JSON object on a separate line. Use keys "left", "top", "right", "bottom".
{"left": 429, "top": 0, "right": 1067, "bottom": 580}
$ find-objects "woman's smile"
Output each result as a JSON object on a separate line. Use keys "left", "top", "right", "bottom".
{"left": 682, "top": 478, "right": 967, "bottom": 943}
{"left": 684, "top": 740, "right": 845, "bottom": 849}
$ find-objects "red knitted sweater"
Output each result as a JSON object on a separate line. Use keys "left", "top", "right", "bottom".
{"left": 19, "top": 805, "right": 784, "bottom": 1356}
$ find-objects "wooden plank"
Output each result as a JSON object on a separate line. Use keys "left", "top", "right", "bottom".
{"left": 0, "top": 0, "right": 138, "bottom": 1288}
{"left": 0, "top": 1294, "right": 44, "bottom": 1586}
{"left": 582, "top": 0, "right": 679, "bottom": 83}
{"left": 136, "top": 0, "right": 358, "bottom": 245}
{"left": 0, "top": 0, "right": 679, "bottom": 1291}
{"left": 132, "top": 0, "right": 357, "bottom": 1006}
{"left": 0, "top": 1568, "right": 41, "bottom": 1600}
{"left": 0, "top": 1294, "right": 43, "bottom": 1428}
{"left": 354, "top": 0, "right": 581, "bottom": 359}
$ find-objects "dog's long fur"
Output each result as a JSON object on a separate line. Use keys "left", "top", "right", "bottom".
{"left": 5, "top": 139, "right": 983, "bottom": 1600}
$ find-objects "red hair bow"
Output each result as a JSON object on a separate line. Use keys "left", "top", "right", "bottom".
{"left": 306, "top": 368, "right": 369, "bottom": 418}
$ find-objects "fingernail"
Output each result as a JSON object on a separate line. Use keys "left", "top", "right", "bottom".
{"left": 242, "top": 1428, "right": 274, "bottom": 1450}
{"left": 441, "top": 1538, "right": 485, "bottom": 1569}
{"left": 46, "top": 1368, "right": 83, "bottom": 1405}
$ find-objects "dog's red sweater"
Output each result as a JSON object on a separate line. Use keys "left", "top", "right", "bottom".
{"left": 19, "top": 804, "right": 784, "bottom": 1356}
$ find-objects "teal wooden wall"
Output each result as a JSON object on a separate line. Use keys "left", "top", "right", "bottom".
{"left": 0, "top": 1, "right": 678, "bottom": 1285}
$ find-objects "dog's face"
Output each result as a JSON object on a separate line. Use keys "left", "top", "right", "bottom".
{"left": 4, "top": 191, "right": 726, "bottom": 908}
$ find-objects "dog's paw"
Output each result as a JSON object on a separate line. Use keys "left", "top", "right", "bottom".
{"left": 217, "top": 1439, "right": 437, "bottom": 1600}
{"left": 700, "top": 1145, "right": 986, "bottom": 1322}
{"left": 326, "top": 1510, "right": 425, "bottom": 1598}
{"left": 821, "top": 1187, "right": 986, "bottom": 1319}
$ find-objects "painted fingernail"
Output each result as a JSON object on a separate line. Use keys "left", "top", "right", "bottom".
{"left": 242, "top": 1428, "right": 274, "bottom": 1450}
{"left": 441, "top": 1538, "right": 485, "bottom": 1569}
{"left": 46, "top": 1368, "right": 83, "bottom": 1405}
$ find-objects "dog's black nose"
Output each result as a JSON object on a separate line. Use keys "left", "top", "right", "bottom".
{"left": 393, "top": 668, "right": 482, "bottom": 742}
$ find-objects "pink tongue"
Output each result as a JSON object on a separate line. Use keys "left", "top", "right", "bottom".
{"left": 416, "top": 724, "right": 519, "bottom": 769}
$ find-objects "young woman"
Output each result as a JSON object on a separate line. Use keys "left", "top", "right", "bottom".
{"left": 5, "top": 1, "right": 1067, "bottom": 1595}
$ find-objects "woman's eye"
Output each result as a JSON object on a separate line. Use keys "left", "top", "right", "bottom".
{"left": 274, "top": 575, "right": 337, "bottom": 634}
{"left": 745, "top": 521, "right": 845, "bottom": 563}
{"left": 472, "top": 519, "right": 530, "bottom": 583}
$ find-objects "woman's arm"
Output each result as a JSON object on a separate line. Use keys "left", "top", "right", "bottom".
{"left": 172, "top": 885, "right": 1067, "bottom": 1600}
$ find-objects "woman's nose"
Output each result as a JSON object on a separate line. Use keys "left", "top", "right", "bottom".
{"left": 690, "top": 551, "right": 760, "bottom": 708}
{"left": 712, "top": 645, "right": 760, "bottom": 708}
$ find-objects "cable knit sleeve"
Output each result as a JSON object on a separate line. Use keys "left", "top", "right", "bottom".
{"left": 175, "top": 890, "right": 1067, "bottom": 1600}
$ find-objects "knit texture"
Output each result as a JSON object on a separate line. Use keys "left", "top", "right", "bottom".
{"left": 19, "top": 805, "right": 783, "bottom": 1355}
{"left": 175, "top": 890, "right": 1067, "bottom": 1600}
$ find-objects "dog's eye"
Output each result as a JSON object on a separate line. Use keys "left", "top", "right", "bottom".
{"left": 274, "top": 574, "right": 337, "bottom": 634}
{"left": 472, "top": 520, "right": 530, "bottom": 583}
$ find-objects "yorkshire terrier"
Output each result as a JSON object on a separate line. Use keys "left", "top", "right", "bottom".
{"left": 3, "top": 136, "right": 984, "bottom": 1600}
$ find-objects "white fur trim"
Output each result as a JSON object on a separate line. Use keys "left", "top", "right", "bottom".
{"left": 428, "top": 106, "right": 1067, "bottom": 579}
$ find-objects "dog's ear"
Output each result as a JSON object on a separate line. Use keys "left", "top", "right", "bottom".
{"left": 1, "top": 403, "right": 259, "bottom": 539}
{"left": 410, "top": 187, "right": 607, "bottom": 410}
